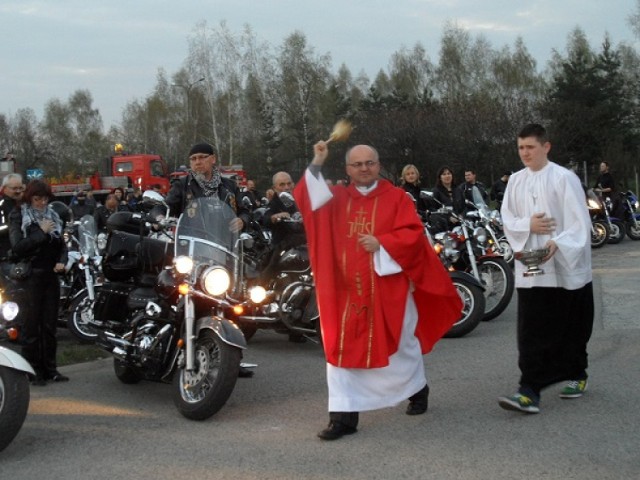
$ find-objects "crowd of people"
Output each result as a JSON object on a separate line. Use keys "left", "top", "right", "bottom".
{"left": 0, "top": 123, "right": 597, "bottom": 440}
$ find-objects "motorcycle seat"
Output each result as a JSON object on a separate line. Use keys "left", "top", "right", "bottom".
{"left": 127, "top": 287, "right": 159, "bottom": 310}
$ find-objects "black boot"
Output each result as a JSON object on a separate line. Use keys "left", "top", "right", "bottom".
{"left": 406, "top": 384, "right": 429, "bottom": 415}
{"left": 317, "top": 412, "right": 359, "bottom": 440}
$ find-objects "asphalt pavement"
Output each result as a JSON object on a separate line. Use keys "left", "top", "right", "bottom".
{"left": 1, "top": 240, "right": 639, "bottom": 479}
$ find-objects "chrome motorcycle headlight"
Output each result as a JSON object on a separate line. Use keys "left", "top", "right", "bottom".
{"left": 587, "top": 199, "right": 599, "bottom": 210}
{"left": 248, "top": 286, "right": 267, "bottom": 304}
{"left": 174, "top": 256, "right": 194, "bottom": 274}
{"left": 473, "top": 226, "right": 488, "bottom": 245}
{"left": 201, "top": 266, "right": 231, "bottom": 296}
{"left": 1, "top": 301, "right": 20, "bottom": 321}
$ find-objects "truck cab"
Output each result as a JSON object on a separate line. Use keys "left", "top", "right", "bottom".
{"left": 109, "top": 154, "right": 170, "bottom": 194}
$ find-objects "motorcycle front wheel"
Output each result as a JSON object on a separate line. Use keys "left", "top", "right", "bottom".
{"left": 591, "top": 221, "right": 609, "bottom": 248}
{"left": 0, "top": 366, "right": 30, "bottom": 452}
{"left": 626, "top": 220, "right": 640, "bottom": 241}
{"left": 444, "top": 276, "right": 486, "bottom": 338}
{"left": 477, "top": 257, "right": 515, "bottom": 321}
{"left": 607, "top": 219, "right": 625, "bottom": 244}
{"left": 173, "top": 330, "right": 241, "bottom": 421}
{"left": 67, "top": 288, "right": 102, "bottom": 343}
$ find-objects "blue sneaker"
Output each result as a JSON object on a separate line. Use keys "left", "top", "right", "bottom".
{"left": 498, "top": 393, "right": 540, "bottom": 414}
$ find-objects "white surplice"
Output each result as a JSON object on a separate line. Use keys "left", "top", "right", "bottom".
{"left": 501, "top": 161, "right": 592, "bottom": 290}
{"left": 304, "top": 169, "right": 426, "bottom": 412}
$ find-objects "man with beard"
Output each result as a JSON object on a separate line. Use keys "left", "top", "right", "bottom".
{"left": 165, "top": 142, "right": 253, "bottom": 377}
{"left": 70, "top": 190, "right": 95, "bottom": 220}
{"left": 165, "top": 143, "right": 250, "bottom": 229}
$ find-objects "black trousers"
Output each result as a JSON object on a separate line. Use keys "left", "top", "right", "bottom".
{"left": 20, "top": 269, "right": 61, "bottom": 377}
{"left": 517, "top": 283, "right": 594, "bottom": 397}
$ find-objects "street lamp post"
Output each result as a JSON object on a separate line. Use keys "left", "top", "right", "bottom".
{"left": 172, "top": 77, "right": 205, "bottom": 143}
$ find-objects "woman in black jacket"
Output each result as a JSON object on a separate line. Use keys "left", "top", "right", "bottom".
{"left": 399, "top": 164, "right": 427, "bottom": 218}
{"left": 9, "top": 180, "right": 68, "bottom": 385}
{"left": 430, "top": 166, "right": 458, "bottom": 233}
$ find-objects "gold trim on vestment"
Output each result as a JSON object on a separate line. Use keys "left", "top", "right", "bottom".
{"left": 336, "top": 195, "right": 379, "bottom": 368}
{"left": 366, "top": 196, "right": 378, "bottom": 367}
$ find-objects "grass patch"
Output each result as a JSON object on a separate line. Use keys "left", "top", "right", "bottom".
{"left": 57, "top": 343, "right": 110, "bottom": 366}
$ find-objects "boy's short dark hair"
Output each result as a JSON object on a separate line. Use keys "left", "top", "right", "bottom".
{"left": 518, "top": 123, "right": 548, "bottom": 143}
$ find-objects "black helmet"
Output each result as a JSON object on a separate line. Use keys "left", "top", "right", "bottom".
{"left": 50, "top": 201, "right": 71, "bottom": 223}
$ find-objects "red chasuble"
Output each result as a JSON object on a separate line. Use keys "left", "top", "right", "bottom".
{"left": 294, "top": 176, "right": 462, "bottom": 369}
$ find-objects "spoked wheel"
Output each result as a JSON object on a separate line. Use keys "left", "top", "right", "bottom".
{"left": 607, "top": 220, "right": 625, "bottom": 244}
{"left": 591, "top": 221, "right": 609, "bottom": 248}
{"left": 173, "top": 330, "right": 241, "bottom": 421}
{"left": 477, "top": 257, "right": 514, "bottom": 321}
{"left": 0, "top": 366, "right": 30, "bottom": 452}
{"left": 444, "top": 274, "right": 486, "bottom": 338}
{"left": 66, "top": 288, "right": 102, "bottom": 343}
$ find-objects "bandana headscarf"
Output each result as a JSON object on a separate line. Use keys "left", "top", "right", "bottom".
{"left": 21, "top": 203, "right": 63, "bottom": 238}
{"left": 190, "top": 167, "right": 223, "bottom": 197}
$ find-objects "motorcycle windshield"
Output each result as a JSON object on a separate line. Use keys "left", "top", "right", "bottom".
{"left": 471, "top": 186, "right": 491, "bottom": 217}
{"left": 174, "top": 197, "right": 240, "bottom": 267}
{"left": 78, "top": 215, "right": 98, "bottom": 258}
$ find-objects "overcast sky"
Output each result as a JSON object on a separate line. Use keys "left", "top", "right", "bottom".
{"left": 1, "top": 0, "right": 637, "bottom": 129}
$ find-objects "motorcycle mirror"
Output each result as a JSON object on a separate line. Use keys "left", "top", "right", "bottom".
{"left": 142, "top": 190, "right": 165, "bottom": 204}
{"left": 279, "top": 191, "right": 295, "bottom": 208}
{"left": 420, "top": 190, "right": 434, "bottom": 199}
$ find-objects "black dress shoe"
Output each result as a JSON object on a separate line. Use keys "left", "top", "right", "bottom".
{"left": 317, "top": 422, "right": 357, "bottom": 441}
{"left": 238, "top": 366, "right": 254, "bottom": 378}
{"left": 406, "top": 384, "right": 429, "bottom": 415}
{"left": 45, "top": 371, "right": 69, "bottom": 382}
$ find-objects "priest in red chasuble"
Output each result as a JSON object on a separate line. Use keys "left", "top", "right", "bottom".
{"left": 294, "top": 141, "right": 462, "bottom": 441}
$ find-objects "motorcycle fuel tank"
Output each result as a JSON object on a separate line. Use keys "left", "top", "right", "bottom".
{"left": 275, "top": 245, "right": 310, "bottom": 273}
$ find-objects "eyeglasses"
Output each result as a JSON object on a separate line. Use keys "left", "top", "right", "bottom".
{"left": 189, "top": 154, "right": 211, "bottom": 162}
{"left": 7, "top": 186, "right": 24, "bottom": 192}
{"left": 347, "top": 160, "right": 379, "bottom": 169}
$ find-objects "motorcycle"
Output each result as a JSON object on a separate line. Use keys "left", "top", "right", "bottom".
{"left": 617, "top": 190, "right": 640, "bottom": 240}
{"left": 0, "top": 276, "right": 34, "bottom": 452}
{"left": 234, "top": 192, "right": 320, "bottom": 343}
{"left": 586, "top": 190, "right": 610, "bottom": 248}
{"left": 466, "top": 187, "right": 514, "bottom": 267}
{"left": 425, "top": 227, "right": 486, "bottom": 338}
{"left": 61, "top": 215, "right": 105, "bottom": 343}
{"left": 423, "top": 191, "right": 515, "bottom": 322}
{"left": 95, "top": 193, "right": 246, "bottom": 420}
{"left": 588, "top": 188, "right": 625, "bottom": 244}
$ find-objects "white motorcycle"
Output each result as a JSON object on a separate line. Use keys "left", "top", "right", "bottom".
{"left": 0, "top": 287, "right": 33, "bottom": 452}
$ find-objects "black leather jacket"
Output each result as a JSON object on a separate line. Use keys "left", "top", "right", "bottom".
{"left": 9, "top": 209, "right": 67, "bottom": 270}
{"left": 165, "top": 173, "right": 251, "bottom": 228}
